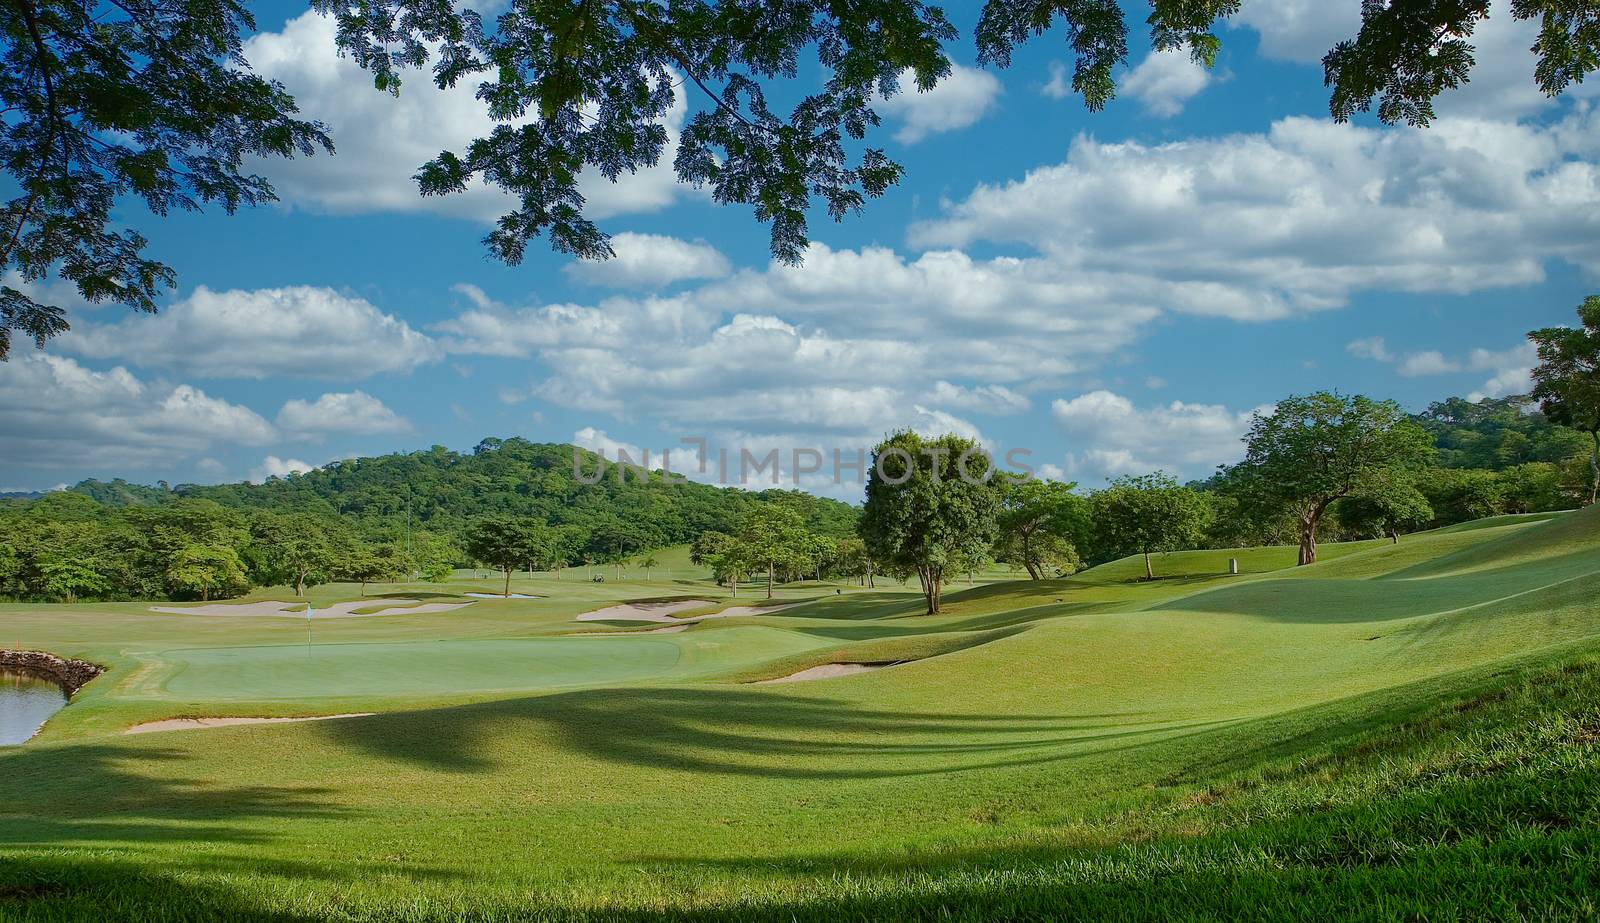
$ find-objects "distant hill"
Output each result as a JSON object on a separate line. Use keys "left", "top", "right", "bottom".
{"left": 1411, "top": 395, "right": 1588, "bottom": 470}
{"left": 59, "top": 437, "right": 860, "bottom": 546}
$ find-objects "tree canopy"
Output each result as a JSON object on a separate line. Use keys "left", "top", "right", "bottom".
{"left": 858, "top": 430, "right": 999, "bottom": 614}
{"left": 0, "top": 0, "right": 330, "bottom": 357}
{"left": 1529, "top": 296, "right": 1600, "bottom": 505}
{"left": 9, "top": 1, "right": 1600, "bottom": 354}
{"left": 463, "top": 517, "right": 552, "bottom": 597}
{"left": 1225, "top": 392, "right": 1435, "bottom": 565}
{"left": 1089, "top": 472, "right": 1209, "bottom": 579}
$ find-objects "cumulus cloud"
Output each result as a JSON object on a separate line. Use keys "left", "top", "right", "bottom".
{"left": 277, "top": 390, "right": 413, "bottom": 437}
{"left": 911, "top": 112, "right": 1600, "bottom": 319}
{"left": 243, "top": 11, "right": 694, "bottom": 223}
{"left": 1346, "top": 336, "right": 1394, "bottom": 362}
{"left": 1467, "top": 343, "right": 1538, "bottom": 401}
{"left": 1051, "top": 390, "right": 1259, "bottom": 483}
{"left": 0, "top": 354, "right": 274, "bottom": 472}
{"left": 1348, "top": 335, "right": 1535, "bottom": 398}
{"left": 1041, "top": 61, "right": 1072, "bottom": 100}
{"left": 250, "top": 456, "right": 316, "bottom": 483}
{"left": 562, "top": 233, "right": 731, "bottom": 288}
{"left": 878, "top": 65, "right": 1002, "bottom": 144}
{"left": 1232, "top": 5, "right": 1593, "bottom": 121}
{"left": 1398, "top": 351, "right": 1462, "bottom": 377}
{"left": 63, "top": 285, "right": 440, "bottom": 380}
{"left": 1122, "top": 49, "right": 1216, "bottom": 117}
{"left": 1231, "top": 0, "right": 1360, "bottom": 63}
{"left": 924, "top": 381, "right": 1031, "bottom": 415}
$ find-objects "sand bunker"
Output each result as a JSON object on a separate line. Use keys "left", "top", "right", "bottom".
{"left": 463, "top": 592, "right": 542, "bottom": 599}
{"left": 125, "top": 713, "right": 375, "bottom": 735}
{"left": 756, "top": 662, "right": 902, "bottom": 684}
{"left": 572, "top": 598, "right": 807, "bottom": 626}
{"left": 703, "top": 601, "right": 806, "bottom": 619}
{"left": 151, "top": 599, "right": 472, "bottom": 619}
{"left": 573, "top": 600, "right": 710, "bottom": 623}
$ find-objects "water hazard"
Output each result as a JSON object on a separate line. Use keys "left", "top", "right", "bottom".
{"left": 0, "top": 667, "right": 68, "bottom": 745}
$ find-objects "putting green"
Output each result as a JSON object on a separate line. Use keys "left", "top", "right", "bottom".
{"left": 145, "top": 627, "right": 833, "bottom": 701}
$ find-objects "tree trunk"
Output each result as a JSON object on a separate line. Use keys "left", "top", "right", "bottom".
{"left": 361, "top": 580, "right": 368, "bottom": 597}
{"left": 201, "top": 586, "right": 210, "bottom": 602}
{"left": 1143, "top": 551, "right": 1154, "bottom": 581}
{"left": 867, "top": 562, "right": 875, "bottom": 588}
{"left": 1390, "top": 528, "right": 1399, "bottom": 545}
{"left": 730, "top": 572, "right": 737, "bottom": 597}
{"left": 1024, "top": 561, "right": 1041, "bottom": 580}
{"left": 1298, "top": 517, "right": 1318, "bottom": 566}
{"left": 504, "top": 568, "right": 513, "bottom": 598}
{"left": 923, "top": 568, "right": 942, "bottom": 615}
{"left": 1589, "top": 430, "right": 1599, "bottom": 506}
{"left": 766, "top": 562, "right": 775, "bottom": 599}
{"left": 296, "top": 570, "right": 306, "bottom": 597}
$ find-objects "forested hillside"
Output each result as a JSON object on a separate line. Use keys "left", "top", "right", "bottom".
{"left": 68, "top": 438, "right": 859, "bottom": 541}
{"left": 0, "top": 438, "right": 858, "bottom": 602}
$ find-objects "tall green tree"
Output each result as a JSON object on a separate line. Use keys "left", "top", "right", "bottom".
{"left": 165, "top": 543, "right": 249, "bottom": 601}
{"left": 996, "top": 479, "right": 1089, "bottom": 580}
{"left": 1336, "top": 480, "right": 1434, "bottom": 544}
{"left": 858, "top": 431, "right": 1000, "bottom": 614}
{"left": 250, "top": 513, "right": 338, "bottom": 597}
{"left": 735, "top": 504, "right": 811, "bottom": 599}
{"left": 1529, "top": 297, "right": 1600, "bottom": 505}
{"left": 1090, "top": 473, "right": 1210, "bottom": 580}
{"left": 1228, "top": 393, "right": 1435, "bottom": 566}
{"left": 463, "top": 518, "right": 551, "bottom": 597}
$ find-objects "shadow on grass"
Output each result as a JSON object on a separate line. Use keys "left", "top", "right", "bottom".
{"left": 0, "top": 743, "right": 346, "bottom": 850}
{"left": 317, "top": 686, "right": 1215, "bottom": 778}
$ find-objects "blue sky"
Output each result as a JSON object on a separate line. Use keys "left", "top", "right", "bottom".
{"left": 3, "top": 2, "right": 1596, "bottom": 498}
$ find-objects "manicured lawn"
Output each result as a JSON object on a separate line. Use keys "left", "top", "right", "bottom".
{"left": 1, "top": 510, "right": 1596, "bottom": 920}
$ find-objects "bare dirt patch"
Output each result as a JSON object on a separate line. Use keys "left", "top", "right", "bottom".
{"left": 125, "top": 713, "right": 375, "bottom": 735}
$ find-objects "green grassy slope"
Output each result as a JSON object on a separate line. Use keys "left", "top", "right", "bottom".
{"left": 0, "top": 508, "right": 1596, "bottom": 920}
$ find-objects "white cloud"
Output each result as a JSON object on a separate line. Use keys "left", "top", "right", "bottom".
{"left": 250, "top": 456, "right": 315, "bottom": 483}
{"left": 924, "top": 381, "right": 1031, "bottom": 415}
{"left": 1350, "top": 333, "right": 1535, "bottom": 397}
{"left": 1398, "top": 350, "right": 1462, "bottom": 376}
{"left": 1232, "top": 5, "right": 1595, "bottom": 121}
{"left": 911, "top": 112, "right": 1600, "bottom": 319}
{"left": 1122, "top": 50, "right": 1215, "bottom": 117}
{"left": 1231, "top": 0, "right": 1360, "bottom": 63}
{"left": 879, "top": 65, "right": 1002, "bottom": 144}
{"left": 276, "top": 390, "right": 412, "bottom": 436}
{"left": 0, "top": 354, "right": 275, "bottom": 471}
{"left": 1041, "top": 61, "right": 1072, "bottom": 100}
{"left": 1467, "top": 342, "right": 1537, "bottom": 401}
{"left": 244, "top": 11, "right": 693, "bottom": 223}
{"left": 1347, "top": 336, "right": 1394, "bottom": 362}
{"left": 1051, "top": 390, "right": 1258, "bottom": 483}
{"left": 63, "top": 285, "right": 439, "bottom": 380}
{"left": 563, "top": 233, "right": 731, "bottom": 289}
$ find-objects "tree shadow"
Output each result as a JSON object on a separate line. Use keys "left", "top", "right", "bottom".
{"left": 318, "top": 686, "right": 1219, "bottom": 778}
{"left": 0, "top": 743, "right": 346, "bottom": 851}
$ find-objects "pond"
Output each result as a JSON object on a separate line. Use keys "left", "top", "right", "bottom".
{"left": 0, "top": 667, "right": 68, "bottom": 745}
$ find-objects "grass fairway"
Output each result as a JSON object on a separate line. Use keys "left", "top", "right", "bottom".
{"left": 2, "top": 511, "right": 1598, "bottom": 920}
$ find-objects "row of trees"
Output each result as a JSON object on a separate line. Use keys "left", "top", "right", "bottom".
{"left": 850, "top": 301, "right": 1600, "bottom": 614}
{"left": 0, "top": 494, "right": 456, "bottom": 603}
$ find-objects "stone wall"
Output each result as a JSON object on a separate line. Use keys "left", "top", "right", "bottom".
{"left": 0, "top": 650, "right": 103, "bottom": 695}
